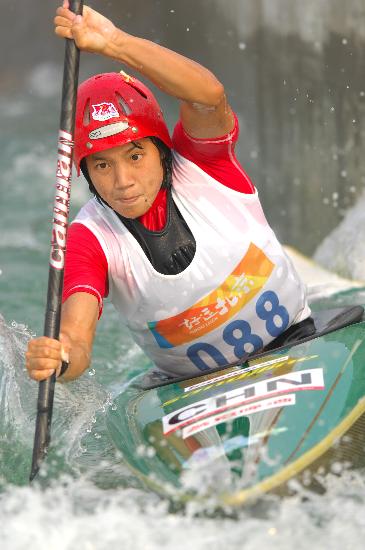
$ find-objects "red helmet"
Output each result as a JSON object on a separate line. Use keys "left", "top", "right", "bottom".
{"left": 74, "top": 71, "right": 172, "bottom": 175}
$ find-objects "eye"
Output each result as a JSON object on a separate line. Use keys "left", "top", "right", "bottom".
{"left": 131, "top": 153, "right": 143, "bottom": 162}
{"left": 95, "top": 161, "right": 108, "bottom": 170}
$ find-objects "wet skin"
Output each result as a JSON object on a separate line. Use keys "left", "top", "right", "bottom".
{"left": 85, "top": 138, "right": 164, "bottom": 218}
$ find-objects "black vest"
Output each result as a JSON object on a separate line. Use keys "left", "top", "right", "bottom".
{"left": 116, "top": 186, "right": 196, "bottom": 275}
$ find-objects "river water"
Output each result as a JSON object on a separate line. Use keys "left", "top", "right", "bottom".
{"left": 2, "top": 38, "right": 365, "bottom": 550}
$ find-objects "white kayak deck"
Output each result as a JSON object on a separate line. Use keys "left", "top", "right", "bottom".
{"left": 284, "top": 246, "right": 364, "bottom": 302}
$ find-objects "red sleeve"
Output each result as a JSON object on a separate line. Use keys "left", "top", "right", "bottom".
{"left": 172, "top": 112, "right": 255, "bottom": 193}
{"left": 62, "top": 222, "right": 108, "bottom": 318}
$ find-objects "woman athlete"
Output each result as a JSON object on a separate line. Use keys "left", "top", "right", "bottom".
{"left": 26, "top": 2, "right": 310, "bottom": 382}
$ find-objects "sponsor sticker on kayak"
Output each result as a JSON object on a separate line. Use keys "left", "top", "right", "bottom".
{"left": 183, "top": 356, "right": 290, "bottom": 392}
{"left": 182, "top": 395, "right": 295, "bottom": 439}
{"left": 162, "top": 354, "right": 319, "bottom": 407}
{"left": 162, "top": 368, "right": 324, "bottom": 436}
{"left": 148, "top": 243, "right": 274, "bottom": 349}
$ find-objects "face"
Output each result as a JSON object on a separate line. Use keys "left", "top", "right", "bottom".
{"left": 85, "top": 138, "right": 164, "bottom": 218}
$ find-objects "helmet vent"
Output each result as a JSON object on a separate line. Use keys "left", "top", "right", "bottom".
{"left": 125, "top": 80, "right": 148, "bottom": 100}
{"left": 83, "top": 99, "right": 91, "bottom": 126}
{"left": 116, "top": 92, "right": 132, "bottom": 116}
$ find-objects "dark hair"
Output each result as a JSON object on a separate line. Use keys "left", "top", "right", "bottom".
{"left": 80, "top": 137, "right": 172, "bottom": 205}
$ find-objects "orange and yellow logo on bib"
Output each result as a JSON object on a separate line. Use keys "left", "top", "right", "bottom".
{"left": 148, "top": 243, "right": 274, "bottom": 349}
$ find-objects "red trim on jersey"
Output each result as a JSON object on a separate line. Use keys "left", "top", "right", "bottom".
{"left": 62, "top": 223, "right": 108, "bottom": 318}
{"left": 172, "top": 113, "right": 255, "bottom": 193}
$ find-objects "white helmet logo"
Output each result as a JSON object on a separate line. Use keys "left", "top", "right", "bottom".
{"left": 89, "top": 121, "right": 130, "bottom": 140}
{"left": 92, "top": 102, "right": 119, "bottom": 121}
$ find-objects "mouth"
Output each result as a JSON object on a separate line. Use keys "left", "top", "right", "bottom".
{"left": 116, "top": 195, "right": 141, "bottom": 205}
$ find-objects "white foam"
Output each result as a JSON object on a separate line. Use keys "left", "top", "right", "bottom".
{"left": 1, "top": 471, "right": 365, "bottom": 550}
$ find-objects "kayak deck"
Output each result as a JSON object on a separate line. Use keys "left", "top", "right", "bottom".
{"left": 106, "top": 307, "right": 365, "bottom": 505}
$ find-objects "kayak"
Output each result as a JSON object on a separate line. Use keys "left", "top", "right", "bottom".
{"left": 106, "top": 303, "right": 365, "bottom": 506}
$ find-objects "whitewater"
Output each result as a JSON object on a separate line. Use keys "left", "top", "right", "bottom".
{"left": 1, "top": 66, "right": 365, "bottom": 550}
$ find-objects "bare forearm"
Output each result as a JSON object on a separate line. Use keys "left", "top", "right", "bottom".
{"left": 57, "top": 293, "right": 99, "bottom": 382}
{"left": 105, "top": 30, "right": 224, "bottom": 106}
{"left": 58, "top": 337, "right": 91, "bottom": 382}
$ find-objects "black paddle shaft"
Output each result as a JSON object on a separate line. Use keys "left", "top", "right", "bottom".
{"left": 30, "top": 0, "right": 84, "bottom": 482}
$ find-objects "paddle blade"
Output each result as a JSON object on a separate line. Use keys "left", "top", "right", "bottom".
{"left": 29, "top": 376, "right": 56, "bottom": 482}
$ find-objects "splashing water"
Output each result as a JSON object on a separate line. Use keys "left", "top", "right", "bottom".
{"left": 0, "top": 316, "right": 37, "bottom": 486}
{"left": 0, "top": 314, "right": 132, "bottom": 489}
{"left": 1, "top": 466, "right": 365, "bottom": 549}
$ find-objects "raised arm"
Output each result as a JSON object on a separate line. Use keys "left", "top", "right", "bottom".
{"left": 54, "top": 1, "right": 234, "bottom": 138}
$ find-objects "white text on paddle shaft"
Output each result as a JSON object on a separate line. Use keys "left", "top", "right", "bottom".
{"left": 162, "top": 368, "right": 324, "bottom": 435}
{"left": 50, "top": 129, "right": 73, "bottom": 270}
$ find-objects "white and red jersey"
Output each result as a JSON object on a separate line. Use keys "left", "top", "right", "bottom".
{"left": 63, "top": 114, "right": 253, "bottom": 313}
{"left": 63, "top": 114, "right": 310, "bottom": 375}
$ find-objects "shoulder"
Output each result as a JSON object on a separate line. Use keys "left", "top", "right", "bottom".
{"left": 63, "top": 222, "right": 109, "bottom": 317}
{"left": 66, "top": 221, "right": 108, "bottom": 265}
{"left": 171, "top": 113, "right": 255, "bottom": 193}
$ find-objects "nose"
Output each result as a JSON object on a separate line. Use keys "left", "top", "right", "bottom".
{"left": 114, "top": 162, "right": 135, "bottom": 191}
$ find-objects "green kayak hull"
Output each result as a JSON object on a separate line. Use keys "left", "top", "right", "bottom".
{"left": 106, "top": 311, "right": 365, "bottom": 505}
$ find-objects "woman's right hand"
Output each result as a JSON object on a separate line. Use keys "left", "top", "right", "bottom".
{"left": 25, "top": 335, "right": 70, "bottom": 381}
{"left": 54, "top": 1, "right": 120, "bottom": 56}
